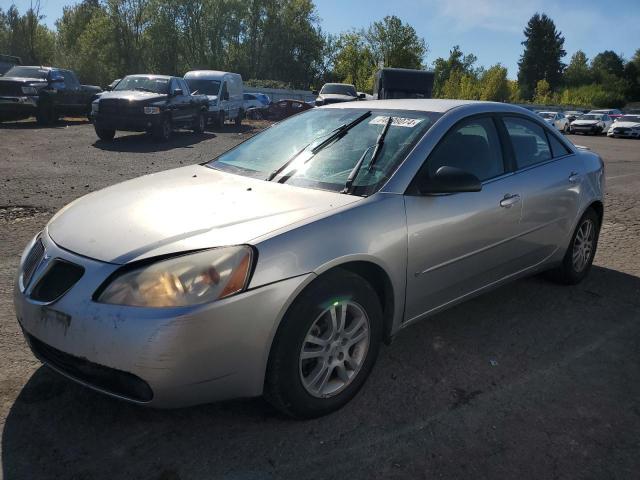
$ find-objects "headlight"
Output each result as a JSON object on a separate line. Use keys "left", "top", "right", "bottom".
{"left": 91, "top": 102, "right": 99, "bottom": 113}
{"left": 144, "top": 106, "right": 161, "bottom": 115}
{"left": 97, "top": 246, "right": 253, "bottom": 307}
{"left": 21, "top": 86, "right": 37, "bottom": 95}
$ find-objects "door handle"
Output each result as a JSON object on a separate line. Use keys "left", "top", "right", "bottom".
{"left": 569, "top": 171, "right": 580, "bottom": 183}
{"left": 500, "top": 193, "right": 521, "bottom": 208}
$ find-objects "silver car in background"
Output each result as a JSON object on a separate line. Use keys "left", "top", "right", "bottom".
{"left": 14, "top": 99, "right": 604, "bottom": 418}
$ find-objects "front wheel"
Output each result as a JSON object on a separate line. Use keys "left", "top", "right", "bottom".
{"left": 193, "top": 112, "right": 205, "bottom": 133}
{"left": 264, "top": 270, "right": 383, "bottom": 418}
{"left": 153, "top": 116, "right": 172, "bottom": 141}
{"left": 94, "top": 126, "right": 115, "bottom": 141}
{"left": 548, "top": 208, "right": 600, "bottom": 285}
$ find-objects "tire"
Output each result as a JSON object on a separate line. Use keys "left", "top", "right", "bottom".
{"left": 563, "top": 123, "right": 569, "bottom": 134}
{"left": 548, "top": 208, "right": 600, "bottom": 285}
{"left": 36, "top": 104, "right": 54, "bottom": 125}
{"left": 94, "top": 126, "right": 115, "bottom": 141}
{"left": 264, "top": 269, "right": 383, "bottom": 418}
{"left": 193, "top": 112, "right": 205, "bottom": 133}
{"left": 153, "top": 116, "right": 172, "bottom": 141}
{"left": 235, "top": 110, "right": 243, "bottom": 127}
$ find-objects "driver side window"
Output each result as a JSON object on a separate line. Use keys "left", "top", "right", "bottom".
{"left": 427, "top": 117, "right": 505, "bottom": 182}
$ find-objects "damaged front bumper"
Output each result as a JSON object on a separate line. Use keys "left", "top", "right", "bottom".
{"left": 14, "top": 230, "right": 313, "bottom": 407}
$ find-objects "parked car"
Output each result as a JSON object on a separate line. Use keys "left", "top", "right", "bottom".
{"left": 184, "top": 70, "right": 244, "bottom": 127}
{"left": 91, "top": 74, "right": 208, "bottom": 141}
{"left": 590, "top": 108, "right": 623, "bottom": 121}
{"left": 14, "top": 99, "right": 604, "bottom": 418}
{"left": 607, "top": 114, "right": 640, "bottom": 138}
{"left": 570, "top": 113, "right": 613, "bottom": 135}
{"left": 243, "top": 92, "right": 271, "bottom": 110}
{"left": 374, "top": 67, "right": 434, "bottom": 99}
{"left": 251, "top": 98, "right": 313, "bottom": 120}
{"left": 538, "top": 111, "right": 569, "bottom": 132}
{"left": 314, "top": 83, "right": 362, "bottom": 106}
{"left": 0, "top": 53, "right": 21, "bottom": 76}
{"left": 0, "top": 66, "right": 101, "bottom": 124}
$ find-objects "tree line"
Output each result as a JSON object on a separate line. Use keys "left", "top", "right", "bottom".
{"left": 1, "top": 2, "right": 638, "bottom": 108}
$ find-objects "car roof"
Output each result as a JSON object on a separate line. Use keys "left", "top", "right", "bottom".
{"left": 322, "top": 98, "right": 524, "bottom": 114}
{"left": 184, "top": 70, "right": 239, "bottom": 79}
{"left": 126, "top": 74, "right": 172, "bottom": 80}
{"left": 538, "top": 111, "right": 557, "bottom": 114}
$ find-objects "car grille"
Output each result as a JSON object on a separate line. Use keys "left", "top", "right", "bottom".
{"left": 99, "top": 98, "right": 142, "bottom": 115}
{"left": 21, "top": 237, "right": 45, "bottom": 289}
{"left": 30, "top": 259, "right": 84, "bottom": 302}
{"left": 613, "top": 128, "right": 629, "bottom": 134}
{"left": 26, "top": 333, "right": 154, "bottom": 402}
{"left": 0, "top": 82, "right": 23, "bottom": 96}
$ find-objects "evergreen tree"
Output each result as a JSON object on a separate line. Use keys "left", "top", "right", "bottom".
{"left": 517, "top": 13, "right": 565, "bottom": 99}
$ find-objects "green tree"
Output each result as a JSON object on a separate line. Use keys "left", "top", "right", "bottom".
{"left": 563, "top": 50, "right": 591, "bottom": 87}
{"left": 365, "top": 15, "right": 426, "bottom": 69}
{"left": 591, "top": 50, "right": 625, "bottom": 81}
{"left": 517, "top": 13, "right": 566, "bottom": 99}
{"left": 533, "top": 78, "right": 552, "bottom": 104}
{"left": 479, "top": 64, "right": 509, "bottom": 102}
{"left": 333, "top": 31, "right": 375, "bottom": 91}
{"left": 432, "top": 45, "right": 478, "bottom": 98}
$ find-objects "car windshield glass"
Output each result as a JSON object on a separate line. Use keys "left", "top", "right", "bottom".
{"left": 4, "top": 66, "right": 48, "bottom": 79}
{"left": 619, "top": 115, "right": 640, "bottom": 122}
{"left": 320, "top": 84, "right": 357, "bottom": 96}
{"left": 208, "top": 108, "right": 441, "bottom": 196}
{"left": 539, "top": 112, "right": 555, "bottom": 119}
{"left": 581, "top": 114, "right": 602, "bottom": 120}
{"left": 114, "top": 76, "right": 169, "bottom": 94}
{"left": 185, "top": 79, "right": 221, "bottom": 95}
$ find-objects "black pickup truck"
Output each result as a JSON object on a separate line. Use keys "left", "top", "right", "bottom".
{"left": 0, "top": 66, "right": 101, "bottom": 124}
{"left": 92, "top": 74, "right": 209, "bottom": 141}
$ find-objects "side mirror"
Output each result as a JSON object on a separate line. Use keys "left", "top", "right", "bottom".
{"left": 358, "top": 93, "right": 366, "bottom": 99}
{"left": 172, "top": 88, "right": 183, "bottom": 96}
{"left": 416, "top": 166, "right": 482, "bottom": 195}
{"left": 312, "top": 90, "right": 319, "bottom": 96}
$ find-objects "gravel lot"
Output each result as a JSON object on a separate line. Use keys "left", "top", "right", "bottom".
{"left": 1, "top": 120, "right": 639, "bottom": 480}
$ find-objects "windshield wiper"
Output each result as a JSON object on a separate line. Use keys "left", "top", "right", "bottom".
{"left": 266, "top": 110, "right": 372, "bottom": 182}
{"left": 342, "top": 115, "right": 393, "bottom": 194}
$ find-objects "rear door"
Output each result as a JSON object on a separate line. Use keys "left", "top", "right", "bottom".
{"left": 497, "top": 115, "right": 582, "bottom": 266}
{"left": 404, "top": 115, "right": 525, "bottom": 321}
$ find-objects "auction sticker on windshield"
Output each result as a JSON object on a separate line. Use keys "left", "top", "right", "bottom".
{"left": 369, "top": 116, "right": 423, "bottom": 128}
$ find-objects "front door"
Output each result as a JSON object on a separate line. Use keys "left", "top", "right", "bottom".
{"left": 404, "top": 116, "right": 524, "bottom": 322}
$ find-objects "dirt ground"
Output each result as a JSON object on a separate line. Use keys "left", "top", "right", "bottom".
{"left": 0, "top": 119, "right": 639, "bottom": 480}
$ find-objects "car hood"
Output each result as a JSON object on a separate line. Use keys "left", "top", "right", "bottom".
{"left": 612, "top": 121, "right": 640, "bottom": 128}
{"left": 572, "top": 119, "right": 602, "bottom": 126}
{"left": 47, "top": 165, "right": 359, "bottom": 264}
{"left": 98, "top": 90, "right": 167, "bottom": 103}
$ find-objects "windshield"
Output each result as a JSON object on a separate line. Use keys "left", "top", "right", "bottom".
{"left": 185, "top": 79, "right": 221, "bottom": 96}
{"left": 114, "top": 76, "right": 169, "bottom": 94}
{"left": 208, "top": 108, "right": 441, "bottom": 195}
{"left": 4, "top": 66, "right": 48, "bottom": 79}
{"left": 320, "top": 84, "right": 357, "bottom": 96}
{"left": 539, "top": 112, "right": 555, "bottom": 119}
{"left": 619, "top": 115, "right": 640, "bottom": 123}
{"left": 581, "top": 114, "right": 603, "bottom": 120}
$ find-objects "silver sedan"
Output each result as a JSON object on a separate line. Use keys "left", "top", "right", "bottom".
{"left": 14, "top": 99, "right": 604, "bottom": 418}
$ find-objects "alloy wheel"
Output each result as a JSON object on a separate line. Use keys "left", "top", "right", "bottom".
{"left": 299, "top": 300, "right": 370, "bottom": 398}
{"left": 572, "top": 218, "right": 595, "bottom": 272}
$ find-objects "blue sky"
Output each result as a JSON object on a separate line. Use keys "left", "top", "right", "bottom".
{"left": 10, "top": 0, "right": 640, "bottom": 78}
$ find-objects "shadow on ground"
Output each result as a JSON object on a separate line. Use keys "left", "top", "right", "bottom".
{"left": 3, "top": 267, "right": 640, "bottom": 479}
{"left": 92, "top": 131, "right": 217, "bottom": 153}
{"left": 0, "top": 117, "right": 91, "bottom": 129}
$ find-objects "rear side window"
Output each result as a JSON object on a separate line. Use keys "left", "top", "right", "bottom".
{"left": 503, "top": 117, "right": 552, "bottom": 169}
{"left": 547, "top": 133, "right": 571, "bottom": 158}
{"left": 427, "top": 117, "right": 504, "bottom": 182}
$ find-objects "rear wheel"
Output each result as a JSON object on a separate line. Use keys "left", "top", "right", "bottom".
{"left": 548, "top": 208, "right": 600, "bottom": 285}
{"left": 265, "top": 269, "right": 383, "bottom": 418}
{"left": 94, "top": 126, "right": 115, "bottom": 141}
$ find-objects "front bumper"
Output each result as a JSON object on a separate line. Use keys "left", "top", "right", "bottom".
{"left": 14, "top": 230, "right": 313, "bottom": 407}
{"left": 571, "top": 124, "right": 602, "bottom": 134}
{"left": 94, "top": 113, "right": 162, "bottom": 132}
{"left": 0, "top": 96, "right": 38, "bottom": 119}
{"left": 607, "top": 128, "right": 640, "bottom": 138}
